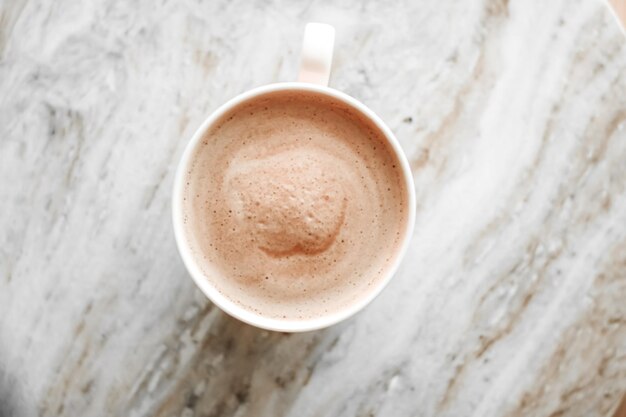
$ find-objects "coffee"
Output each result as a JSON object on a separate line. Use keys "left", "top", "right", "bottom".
{"left": 182, "top": 90, "right": 409, "bottom": 320}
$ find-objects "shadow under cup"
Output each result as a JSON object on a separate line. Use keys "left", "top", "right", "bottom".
{"left": 173, "top": 83, "right": 416, "bottom": 332}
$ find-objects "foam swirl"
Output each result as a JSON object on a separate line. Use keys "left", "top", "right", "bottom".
{"left": 227, "top": 147, "right": 348, "bottom": 257}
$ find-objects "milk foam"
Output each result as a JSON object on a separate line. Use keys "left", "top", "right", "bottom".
{"left": 182, "top": 90, "right": 409, "bottom": 320}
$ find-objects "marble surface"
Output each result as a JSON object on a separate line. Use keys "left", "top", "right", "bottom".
{"left": 1, "top": 0, "right": 626, "bottom": 416}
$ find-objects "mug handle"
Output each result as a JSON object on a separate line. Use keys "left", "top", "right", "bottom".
{"left": 298, "top": 23, "right": 335, "bottom": 86}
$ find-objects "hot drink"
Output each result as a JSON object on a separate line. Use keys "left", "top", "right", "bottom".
{"left": 181, "top": 90, "right": 409, "bottom": 320}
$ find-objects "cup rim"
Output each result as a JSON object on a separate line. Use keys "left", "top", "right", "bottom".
{"left": 172, "top": 82, "right": 416, "bottom": 332}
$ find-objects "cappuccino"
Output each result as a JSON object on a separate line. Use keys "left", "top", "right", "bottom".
{"left": 182, "top": 90, "right": 409, "bottom": 320}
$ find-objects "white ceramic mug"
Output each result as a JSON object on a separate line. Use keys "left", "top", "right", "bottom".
{"left": 172, "top": 23, "right": 416, "bottom": 332}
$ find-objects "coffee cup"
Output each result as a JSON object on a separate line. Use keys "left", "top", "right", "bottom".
{"left": 172, "top": 23, "right": 416, "bottom": 332}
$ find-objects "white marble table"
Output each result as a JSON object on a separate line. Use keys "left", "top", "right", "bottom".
{"left": 1, "top": 0, "right": 625, "bottom": 416}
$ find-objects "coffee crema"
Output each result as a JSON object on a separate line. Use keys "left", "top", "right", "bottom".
{"left": 182, "top": 90, "right": 409, "bottom": 320}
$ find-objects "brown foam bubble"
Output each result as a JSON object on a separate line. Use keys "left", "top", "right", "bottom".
{"left": 228, "top": 147, "right": 348, "bottom": 257}
{"left": 182, "top": 90, "right": 409, "bottom": 320}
